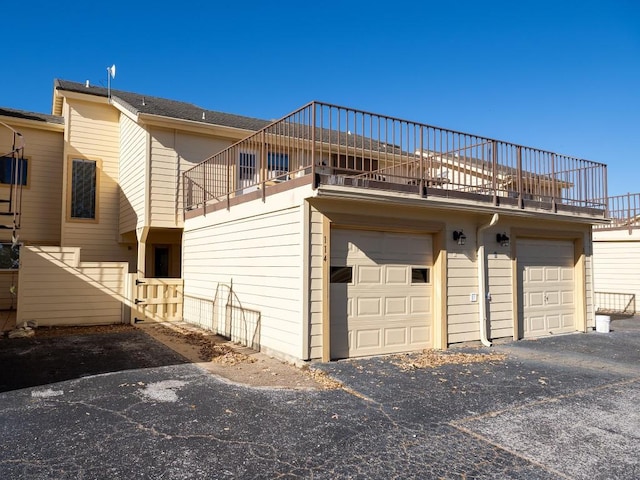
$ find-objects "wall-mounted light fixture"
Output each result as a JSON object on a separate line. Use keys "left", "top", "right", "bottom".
{"left": 496, "top": 233, "right": 510, "bottom": 247}
{"left": 453, "top": 230, "right": 466, "bottom": 246}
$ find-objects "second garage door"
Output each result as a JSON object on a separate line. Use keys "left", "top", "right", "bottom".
{"left": 519, "top": 238, "right": 576, "bottom": 338}
{"left": 330, "top": 229, "right": 433, "bottom": 359}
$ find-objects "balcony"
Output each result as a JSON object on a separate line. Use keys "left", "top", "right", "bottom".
{"left": 183, "top": 102, "right": 607, "bottom": 218}
{"left": 594, "top": 193, "right": 640, "bottom": 231}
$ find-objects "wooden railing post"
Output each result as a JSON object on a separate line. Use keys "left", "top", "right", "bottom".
{"left": 517, "top": 146, "right": 523, "bottom": 209}
{"left": 550, "top": 153, "right": 557, "bottom": 212}
{"left": 419, "top": 125, "right": 425, "bottom": 197}
{"left": 491, "top": 140, "right": 498, "bottom": 205}
{"left": 311, "top": 102, "right": 317, "bottom": 188}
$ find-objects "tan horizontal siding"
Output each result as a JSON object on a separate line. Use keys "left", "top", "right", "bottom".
{"left": 183, "top": 203, "right": 304, "bottom": 359}
{"left": 62, "top": 101, "right": 135, "bottom": 269}
{"left": 0, "top": 124, "right": 63, "bottom": 245}
{"left": 119, "top": 115, "right": 146, "bottom": 233}
{"left": 149, "top": 128, "right": 234, "bottom": 228}
{"left": 17, "top": 246, "right": 128, "bottom": 326}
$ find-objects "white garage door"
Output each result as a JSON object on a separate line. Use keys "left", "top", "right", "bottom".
{"left": 519, "top": 239, "right": 576, "bottom": 338}
{"left": 330, "top": 229, "right": 433, "bottom": 359}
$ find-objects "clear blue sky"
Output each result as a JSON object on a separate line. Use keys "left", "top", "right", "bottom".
{"left": 2, "top": 0, "right": 638, "bottom": 196}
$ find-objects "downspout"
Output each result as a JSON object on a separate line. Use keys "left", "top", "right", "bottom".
{"left": 477, "top": 213, "right": 499, "bottom": 347}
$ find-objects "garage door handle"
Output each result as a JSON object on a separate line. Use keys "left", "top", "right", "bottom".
{"left": 544, "top": 294, "right": 548, "bottom": 303}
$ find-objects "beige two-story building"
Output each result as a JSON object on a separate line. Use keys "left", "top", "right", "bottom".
{"left": 0, "top": 80, "right": 609, "bottom": 362}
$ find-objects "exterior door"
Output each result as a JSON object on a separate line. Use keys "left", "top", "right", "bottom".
{"left": 154, "top": 246, "right": 170, "bottom": 278}
{"left": 330, "top": 229, "right": 433, "bottom": 359}
{"left": 519, "top": 239, "right": 576, "bottom": 338}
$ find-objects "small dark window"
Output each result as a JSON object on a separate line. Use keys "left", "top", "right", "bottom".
{"left": 0, "top": 156, "right": 28, "bottom": 186}
{"left": 330, "top": 266, "right": 352, "bottom": 283}
{"left": 411, "top": 268, "right": 430, "bottom": 284}
{"left": 71, "top": 159, "right": 97, "bottom": 219}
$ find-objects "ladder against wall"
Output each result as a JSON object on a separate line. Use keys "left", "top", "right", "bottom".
{"left": 0, "top": 121, "right": 24, "bottom": 271}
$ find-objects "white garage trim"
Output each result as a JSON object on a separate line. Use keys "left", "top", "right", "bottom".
{"left": 329, "top": 228, "right": 434, "bottom": 359}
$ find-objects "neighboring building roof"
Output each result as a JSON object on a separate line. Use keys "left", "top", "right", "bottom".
{"left": 0, "top": 107, "right": 64, "bottom": 125}
{"left": 54, "top": 79, "right": 271, "bottom": 131}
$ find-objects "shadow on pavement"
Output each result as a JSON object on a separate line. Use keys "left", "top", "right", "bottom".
{"left": 0, "top": 330, "right": 189, "bottom": 393}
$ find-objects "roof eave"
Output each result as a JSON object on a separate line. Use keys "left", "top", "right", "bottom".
{"left": 0, "top": 114, "right": 65, "bottom": 133}
{"left": 137, "top": 112, "right": 257, "bottom": 138}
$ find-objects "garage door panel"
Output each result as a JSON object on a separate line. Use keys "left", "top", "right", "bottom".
{"left": 385, "top": 328, "right": 407, "bottom": 346}
{"left": 356, "top": 297, "right": 381, "bottom": 316}
{"left": 520, "top": 239, "right": 576, "bottom": 339}
{"left": 561, "top": 268, "right": 574, "bottom": 281}
{"left": 386, "top": 266, "right": 408, "bottom": 284}
{"left": 546, "top": 291, "right": 560, "bottom": 306}
{"left": 358, "top": 266, "right": 382, "bottom": 284}
{"left": 562, "top": 314, "right": 574, "bottom": 328}
{"left": 547, "top": 314, "right": 561, "bottom": 330}
{"left": 545, "top": 268, "right": 560, "bottom": 282}
{"left": 411, "top": 326, "right": 430, "bottom": 343}
{"left": 330, "top": 229, "right": 432, "bottom": 358}
{"left": 529, "top": 292, "right": 544, "bottom": 307}
{"left": 529, "top": 315, "right": 545, "bottom": 333}
{"left": 385, "top": 297, "right": 408, "bottom": 315}
{"left": 356, "top": 329, "right": 381, "bottom": 349}
{"left": 528, "top": 267, "right": 544, "bottom": 282}
{"left": 410, "top": 296, "right": 431, "bottom": 314}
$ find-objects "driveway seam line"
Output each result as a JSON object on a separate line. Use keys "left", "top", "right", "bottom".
{"left": 450, "top": 422, "right": 574, "bottom": 480}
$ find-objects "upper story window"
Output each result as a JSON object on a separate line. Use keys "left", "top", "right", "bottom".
{"left": 0, "top": 156, "right": 28, "bottom": 186}
{"left": 267, "top": 152, "right": 289, "bottom": 172}
{"left": 70, "top": 158, "right": 97, "bottom": 220}
{"left": 267, "top": 152, "right": 289, "bottom": 181}
{"left": 239, "top": 152, "right": 256, "bottom": 181}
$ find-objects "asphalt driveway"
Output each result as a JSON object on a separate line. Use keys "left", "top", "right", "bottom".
{"left": 1, "top": 318, "right": 638, "bottom": 479}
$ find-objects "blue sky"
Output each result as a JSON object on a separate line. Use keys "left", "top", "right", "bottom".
{"left": 2, "top": 0, "right": 638, "bottom": 195}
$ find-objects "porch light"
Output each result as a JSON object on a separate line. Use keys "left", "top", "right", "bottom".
{"left": 453, "top": 230, "right": 466, "bottom": 246}
{"left": 496, "top": 233, "right": 510, "bottom": 247}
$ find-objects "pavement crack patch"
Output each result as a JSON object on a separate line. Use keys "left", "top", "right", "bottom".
{"left": 449, "top": 377, "right": 640, "bottom": 480}
{"left": 450, "top": 423, "right": 574, "bottom": 480}
{"left": 451, "top": 376, "right": 640, "bottom": 426}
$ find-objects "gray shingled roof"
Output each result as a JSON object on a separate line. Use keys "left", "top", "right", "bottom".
{"left": 0, "top": 107, "right": 63, "bottom": 125}
{"left": 54, "top": 79, "right": 271, "bottom": 131}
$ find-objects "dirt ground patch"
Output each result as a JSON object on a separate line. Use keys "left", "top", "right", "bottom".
{"left": 136, "top": 322, "right": 341, "bottom": 390}
{"left": 11, "top": 322, "right": 340, "bottom": 390}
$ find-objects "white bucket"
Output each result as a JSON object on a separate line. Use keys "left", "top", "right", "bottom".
{"left": 595, "top": 314, "right": 611, "bottom": 333}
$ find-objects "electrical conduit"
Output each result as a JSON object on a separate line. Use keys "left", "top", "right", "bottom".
{"left": 477, "top": 213, "right": 499, "bottom": 347}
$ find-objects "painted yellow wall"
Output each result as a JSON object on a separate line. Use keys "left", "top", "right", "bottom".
{"left": 17, "top": 246, "right": 128, "bottom": 326}
{"left": 60, "top": 99, "right": 137, "bottom": 268}
{"left": 593, "top": 229, "right": 640, "bottom": 313}
{"left": 119, "top": 114, "right": 147, "bottom": 234}
{"left": 149, "top": 127, "right": 234, "bottom": 228}
{"left": 0, "top": 118, "right": 65, "bottom": 309}
{"left": 306, "top": 194, "right": 594, "bottom": 358}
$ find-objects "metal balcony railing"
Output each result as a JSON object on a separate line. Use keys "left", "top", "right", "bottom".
{"left": 594, "top": 192, "right": 640, "bottom": 231}
{"left": 183, "top": 102, "right": 608, "bottom": 215}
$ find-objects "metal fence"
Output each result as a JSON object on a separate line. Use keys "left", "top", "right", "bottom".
{"left": 184, "top": 101, "right": 607, "bottom": 214}
{"left": 595, "top": 291, "right": 636, "bottom": 316}
{"left": 183, "top": 284, "right": 261, "bottom": 350}
{"left": 594, "top": 192, "right": 640, "bottom": 230}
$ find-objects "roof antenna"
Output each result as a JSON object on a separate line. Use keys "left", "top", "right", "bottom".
{"left": 106, "top": 64, "right": 116, "bottom": 101}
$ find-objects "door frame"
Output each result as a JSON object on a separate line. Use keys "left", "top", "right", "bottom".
{"left": 511, "top": 228, "right": 587, "bottom": 340}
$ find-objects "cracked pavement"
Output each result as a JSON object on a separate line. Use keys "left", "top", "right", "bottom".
{"left": 1, "top": 318, "right": 639, "bottom": 479}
